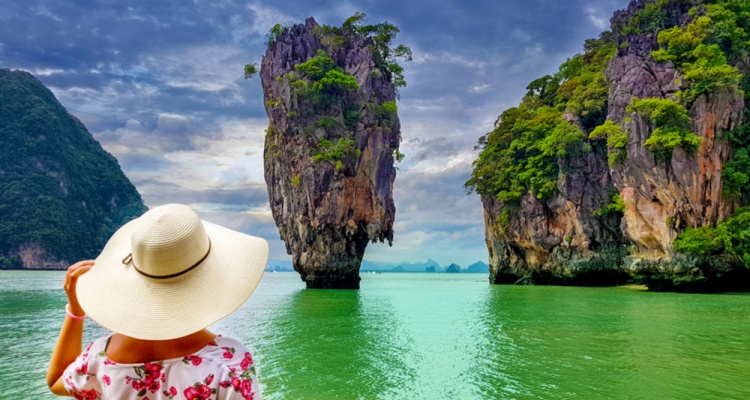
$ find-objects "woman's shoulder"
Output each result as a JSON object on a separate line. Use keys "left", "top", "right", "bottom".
{"left": 206, "top": 335, "right": 249, "bottom": 351}
{"left": 82, "top": 335, "right": 113, "bottom": 359}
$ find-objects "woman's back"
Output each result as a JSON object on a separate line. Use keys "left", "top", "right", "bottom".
{"left": 64, "top": 335, "right": 259, "bottom": 400}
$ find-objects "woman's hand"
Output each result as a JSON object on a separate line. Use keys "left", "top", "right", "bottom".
{"left": 48, "top": 260, "right": 95, "bottom": 394}
{"left": 64, "top": 260, "right": 94, "bottom": 317}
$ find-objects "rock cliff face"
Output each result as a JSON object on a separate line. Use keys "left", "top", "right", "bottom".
{"left": 260, "top": 18, "right": 400, "bottom": 289}
{"left": 481, "top": 0, "right": 750, "bottom": 292}
{"left": 606, "top": 0, "right": 746, "bottom": 291}
{"left": 483, "top": 144, "right": 629, "bottom": 286}
{"left": 0, "top": 69, "right": 147, "bottom": 269}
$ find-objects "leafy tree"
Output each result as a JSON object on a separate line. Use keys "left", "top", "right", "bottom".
{"left": 627, "top": 97, "right": 701, "bottom": 159}
{"left": 675, "top": 207, "right": 750, "bottom": 267}
{"left": 590, "top": 120, "right": 629, "bottom": 165}
{"left": 652, "top": 8, "right": 743, "bottom": 101}
{"left": 317, "top": 12, "right": 412, "bottom": 90}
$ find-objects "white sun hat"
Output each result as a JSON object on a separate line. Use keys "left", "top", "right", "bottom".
{"left": 76, "top": 203, "right": 268, "bottom": 340}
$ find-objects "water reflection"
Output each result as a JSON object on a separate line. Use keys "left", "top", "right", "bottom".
{"left": 3, "top": 272, "right": 750, "bottom": 400}
{"left": 253, "top": 284, "right": 413, "bottom": 399}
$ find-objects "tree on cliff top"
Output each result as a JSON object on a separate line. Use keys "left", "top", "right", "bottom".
{"left": 246, "top": 12, "right": 412, "bottom": 91}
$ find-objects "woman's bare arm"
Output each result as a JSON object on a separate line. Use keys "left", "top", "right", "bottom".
{"left": 47, "top": 260, "right": 94, "bottom": 395}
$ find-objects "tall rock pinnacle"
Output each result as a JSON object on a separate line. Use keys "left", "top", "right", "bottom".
{"left": 259, "top": 17, "right": 403, "bottom": 288}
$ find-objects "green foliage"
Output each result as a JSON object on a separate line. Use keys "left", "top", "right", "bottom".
{"left": 295, "top": 50, "right": 336, "bottom": 80}
{"left": 379, "top": 100, "right": 398, "bottom": 116}
{"left": 593, "top": 193, "right": 626, "bottom": 217}
{"left": 314, "top": 69, "right": 360, "bottom": 94}
{"left": 466, "top": 106, "right": 585, "bottom": 202}
{"left": 620, "top": 0, "right": 692, "bottom": 35}
{"left": 652, "top": 6, "right": 744, "bottom": 102}
{"left": 553, "top": 33, "right": 616, "bottom": 130}
{"left": 722, "top": 147, "right": 750, "bottom": 197}
{"left": 291, "top": 50, "right": 360, "bottom": 110}
{"left": 590, "top": 120, "right": 629, "bottom": 166}
{"left": 673, "top": 226, "right": 724, "bottom": 256}
{"left": 379, "top": 100, "right": 398, "bottom": 126}
{"left": 291, "top": 175, "right": 301, "bottom": 187}
{"left": 311, "top": 138, "right": 357, "bottom": 162}
{"left": 344, "top": 111, "right": 362, "bottom": 129}
{"left": 243, "top": 63, "right": 258, "bottom": 79}
{"left": 674, "top": 207, "right": 750, "bottom": 266}
{"left": 267, "top": 23, "right": 287, "bottom": 45}
{"left": 317, "top": 12, "right": 412, "bottom": 90}
{"left": 0, "top": 69, "right": 147, "bottom": 265}
{"left": 391, "top": 148, "right": 405, "bottom": 163}
{"left": 315, "top": 116, "right": 338, "bottom": 129}
{"left": 627, "top": 97, "right": 701, "bottom": 159}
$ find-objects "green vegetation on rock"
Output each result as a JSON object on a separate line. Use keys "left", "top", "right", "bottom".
{"left": 466, "top": 33, "right": 615, "bottom": 202}
{"left": 674, "top": 207, "right": 750, "bottom": 266}
{"left": 0, "top": 69, "right": 147, "bottom": 267}
{"left": 589, "top": 120, "right": 629, "bottom": 165}
{"left": 627, "top": 97, "right": 701, "bottom": 159}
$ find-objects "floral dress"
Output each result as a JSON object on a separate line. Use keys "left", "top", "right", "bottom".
{"left": 62, "top": 335, "right": 261, "bottom": 400}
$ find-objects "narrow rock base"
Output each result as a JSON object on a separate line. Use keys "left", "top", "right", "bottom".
{"left": 304, "top": 275, "right": 361, "bottom": 289}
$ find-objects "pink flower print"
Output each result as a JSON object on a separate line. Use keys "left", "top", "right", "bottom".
{"left": 143, "top": 362, "right": 163, "bottom": 381}
{"left": 231, "top": 376, "right": 241, "bottom": 390}
{"left": 103, "top": 359, "right": 116, "bottom": 365}
{"left": 240, "top": 379, "right": 254, "bottom": 400}
{"left": 102, "top": 375, "right": 111, "bottom": 385}
{"left": 73, "top": 388, "right": 99, "bottom": 400}
{"left": 240, "top": 352, "right": 253, "bottom": 370}
{"left": 222, "top": 347, "right": 235, "bottom": 359}
{"left": 219, "top": 381, "right": 231, "bottom": 388}
{"left": 205, "top": 374, "right": 214, "bottom": 385}
{"left": 184, "top": 386, "right": 200, "bottom": 400}
{"left": 198, "top": 384, "right": 212, "bottom": 398}
{"left": 208, "top": 339, "right": 218, "bottom": 346}
{"left": 162, "top": 386, "right": 178, "bottom": 398}
{"left": 185, "top": 354, "right": 203, "bottom": 366}
{"left": 184, "top": 385, "right": 212, "bottom": 400}
{"left": 75, "top": 362, "right": 88, "bottom": 375}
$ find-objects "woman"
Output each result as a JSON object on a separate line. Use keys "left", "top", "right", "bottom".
{"left": 47, "top": 204, "right": 269, "bottom": 399}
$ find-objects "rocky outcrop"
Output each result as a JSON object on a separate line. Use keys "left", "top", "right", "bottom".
{"left": 481, "top": 0, "right": 750, "bottom": 292}
{"left": 605, "top": 2, "right": 746, "bottom": 291}
{"left": 483, "top": 144, "right": 629, "bottom": 286}
{"left": 0, "top": 69, "right": 147, "bottom": 269}
{"left": 260, "top": 18, "right": 400, "bottom": 289}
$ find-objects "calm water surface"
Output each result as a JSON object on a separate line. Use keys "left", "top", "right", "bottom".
{"left": 1, "top": 271, "right": 749, "bottom": 399}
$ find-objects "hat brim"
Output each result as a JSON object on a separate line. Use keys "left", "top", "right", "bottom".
{"left": 76, "top": 219, "right": 268, "bottom": 340}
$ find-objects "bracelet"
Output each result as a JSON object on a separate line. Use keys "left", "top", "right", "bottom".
{"left": 65, "top": 304, "right": 86, "bottom": 321}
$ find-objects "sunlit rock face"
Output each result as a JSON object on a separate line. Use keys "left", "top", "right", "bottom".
{"left": 482, "top": 0, "right": 750, "bottom": 292}
{"left": 260, "top": 18, "right": 400, "bottom": 289}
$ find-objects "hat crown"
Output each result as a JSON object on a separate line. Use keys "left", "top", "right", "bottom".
{"left": 130, "top": 204, "right": 210, "bottom": 278}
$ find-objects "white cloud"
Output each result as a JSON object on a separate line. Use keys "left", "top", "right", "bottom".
{"left": 584, "top": 6, "right": 609, "bottom": 30}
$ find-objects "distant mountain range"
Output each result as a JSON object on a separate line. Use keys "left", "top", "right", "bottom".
{"left": 265, "top": 258, "right": 489, "bottom": 273}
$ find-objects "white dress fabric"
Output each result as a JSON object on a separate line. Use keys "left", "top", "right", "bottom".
{"left": 62, "top": 335, "right": 261, "bottom": 400}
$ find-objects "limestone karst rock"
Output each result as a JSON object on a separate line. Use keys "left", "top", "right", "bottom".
{"left": 260, "top": 17, "right": 401, "bottom": 289}
{"left": 474, "top": 0, "right": 750, "bottom": 292}
{"left": 0, "top": 69, "right": 147, "bottom": 269}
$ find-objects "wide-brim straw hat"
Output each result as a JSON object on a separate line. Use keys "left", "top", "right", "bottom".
{"left": 76, "top": 203, "right": 268, "bottom": 340}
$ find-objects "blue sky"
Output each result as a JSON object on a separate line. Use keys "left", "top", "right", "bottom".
{"left": 1, "top": 0, "right": 628, "bottom": 267}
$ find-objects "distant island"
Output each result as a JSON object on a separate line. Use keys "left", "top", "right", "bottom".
{"left": 266, "top": 258, "right": 489, "bottom": 274}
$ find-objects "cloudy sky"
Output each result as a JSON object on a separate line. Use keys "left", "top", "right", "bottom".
{"left": 1, "top": 0, "right": 629, "bottom": 267}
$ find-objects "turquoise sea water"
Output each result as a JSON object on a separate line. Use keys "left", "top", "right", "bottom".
{"left": 1, "top": 271, "right": 749, "bottom": 399}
